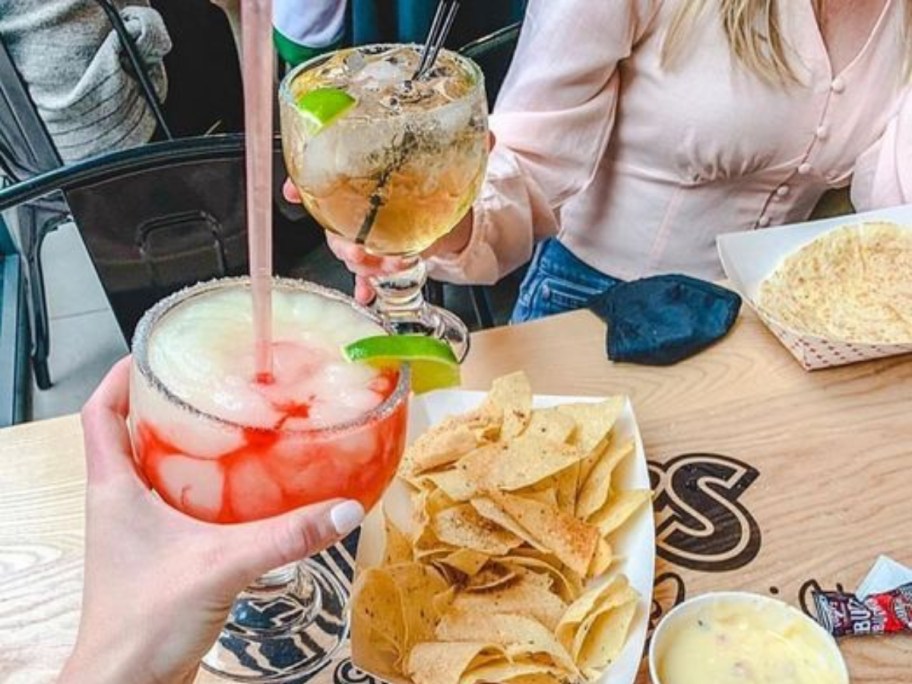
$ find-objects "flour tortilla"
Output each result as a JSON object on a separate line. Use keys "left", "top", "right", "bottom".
{"left": 758, "top": 222, "right": 912, "bottom": 344}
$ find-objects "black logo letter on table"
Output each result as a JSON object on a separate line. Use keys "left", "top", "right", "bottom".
{"left": 649, "top": 453, "right": 761, "bottom": 572}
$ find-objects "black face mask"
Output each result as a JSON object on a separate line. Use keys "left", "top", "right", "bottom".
{"left": 588, "top": 274, "right": 742, "bottom": 366}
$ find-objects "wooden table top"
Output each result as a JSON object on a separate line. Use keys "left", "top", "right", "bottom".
{"left": 1, "top": 307, "right": 910, "bottom": 683}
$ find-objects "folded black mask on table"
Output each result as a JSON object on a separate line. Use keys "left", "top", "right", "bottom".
{"left": 587, "top": 274, "right": 742, "bottom": 365}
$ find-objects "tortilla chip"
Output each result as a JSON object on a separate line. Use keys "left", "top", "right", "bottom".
{"left": 465, "top": 562, "right": 519, "bottom": 593}
{"left": 589, "top": 489, "right": 651, "bottom": 537}
{"left": 459, "top": 434, "right": 582, "bottom": 493}
{"left": 460, "top": 660, "right": 565, "bottom": 684}
{"left": 387, "top": 563, "right": 449, "bottom": 655}
{"left": 351, "top": 567, "right": 406, "bottom": 672}
{"left": 483, "top": 371, "right": 532, "bottom": 438}
{"left": 470, "top": 497, "right": 549, "bottom": 554}
{"left": 557, "top": 399, "right": 624, "bottom": 482}
{"left": 519, "top": 482, "right": 560, "bottom": 507}
{"left": 441, "top": 548, "right": 490, "bottom": 576}
{"left": 502, "top": 555, "right": 580, "bottom": 603}
{"left": 453, "top": 572, "right": 567, "bottom": 631}
{"left": 432, "top": 585, "right": 457, "bottom": 616}
{"left": 556, "top": 575, "right": 629, "bottom": 651}
{"left": 433, "top": 504, "right": 523, "bottom": 556}
{"left": 436, "top": 609, "right": 577, "bottom": 675}
{"left": 408, "top": 423, "right": 479, "bottom": 475}
{"left": 383, "top": 510, "right": 414, "bottom": 565}
{"left": 493, "top": 491, "right": 599, "bottom": 576}
{"left": 588, "top": 537, "right": 613, "bottom": 578}
{"left": 502, "top": 675, "right": 565, "bottom": 684}
{"left": 424, "top": 468, "right": 477, "bottom": 502}
{"left": 407, "top": 642, "right": 505, "bottom": 684}
{"left": 576, "top": 437, "right": 634, "bottom": 520}
{"left": 576, "top": 593, "right": 638, "bottom": 672}
{"left": 554, "top": 462, "right": 580, "bottom": 513}
{"left": 523, "top": 407, "right": 577, "bottom": 444}
{"left": 426, "top": 487, "right": 458, "bottom": 516}
{"left": 570, "top": 582, "right": 638, "bottom": 661}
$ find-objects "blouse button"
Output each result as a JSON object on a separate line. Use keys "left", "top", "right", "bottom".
{"left": 798, "top": 162, "right": 813, "bottom": 175}
{"left": 831, "top": 77, "right": 846, "bottom": 93}
{"left": 776, "top": 185, "right": 790, "bottom": 197}
{"left": 816, "top": 124, "right": 830, "bottom": 140}
{"left": 758, "top": 215, "right": 771, "bottom": 227}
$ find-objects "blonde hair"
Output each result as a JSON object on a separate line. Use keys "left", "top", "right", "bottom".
{"left": 662, "top": 0, "right": 912, "bottom": 84}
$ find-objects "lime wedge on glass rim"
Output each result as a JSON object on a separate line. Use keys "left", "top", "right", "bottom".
{"left": 295, "top": 87, "right": 356, "bottom": 132}
{"left": 343, "top": 335, "right": 461, "bottom": 395}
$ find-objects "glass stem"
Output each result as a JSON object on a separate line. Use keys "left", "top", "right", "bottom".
{"left": 370, "top": 255, "right": 429, "bottom": 325}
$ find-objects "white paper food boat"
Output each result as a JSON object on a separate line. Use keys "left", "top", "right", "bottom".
{"left": 717, "top": 204, "right": 912, "bottom": 370}
{"left": 354, "top": 389, "right": 656, "bottom": 684}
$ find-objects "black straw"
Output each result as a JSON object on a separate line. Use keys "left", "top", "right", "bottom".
{"left": 414, "top": 0, "right": 460, "bottom": 80}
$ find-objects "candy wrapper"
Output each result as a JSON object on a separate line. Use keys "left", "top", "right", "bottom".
{"left": 814, "top": 583, "right": 912, "bottom": 637}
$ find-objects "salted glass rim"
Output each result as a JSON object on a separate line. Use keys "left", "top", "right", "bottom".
{"left": 131, "top": 277, "right": 411, "bottom": 435}
{"left": 278, "top": 42, "right": 486, "bottom": 122}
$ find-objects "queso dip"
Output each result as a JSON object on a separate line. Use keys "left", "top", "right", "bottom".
{"left": 654, "top": 597, "right": 847, "bottom": 684}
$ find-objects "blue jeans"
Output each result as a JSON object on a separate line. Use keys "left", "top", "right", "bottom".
{"left": 511, "top": 238, "right": 623, "bottom": 323}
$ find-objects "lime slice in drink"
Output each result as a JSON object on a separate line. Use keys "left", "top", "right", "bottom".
{"left": 295, "top": 87, "right": 356, "bottom": 132}
{"left": 343, "top": 335, "right": 461, "bottom": 395}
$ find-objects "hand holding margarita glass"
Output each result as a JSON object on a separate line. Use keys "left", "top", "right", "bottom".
{"left": 128, "top": 278, "right": 410, "bottom": 682}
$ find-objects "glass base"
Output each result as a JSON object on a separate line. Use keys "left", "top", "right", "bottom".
{"left": 201, "top": 560, "right": 349, "bottom": 682}
{"left": 384, "top": 302, "right": 470, "bottom": 362}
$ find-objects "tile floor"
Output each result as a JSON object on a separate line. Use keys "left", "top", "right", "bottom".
{"left": 28, "top": 221, "right": 128, "bottom": 420}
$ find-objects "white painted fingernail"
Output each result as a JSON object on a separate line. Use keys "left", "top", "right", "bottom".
{"left": 330, "top": 500, "right": 364, "bottom": 536}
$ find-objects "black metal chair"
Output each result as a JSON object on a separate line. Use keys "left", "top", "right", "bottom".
{"left": 0, "top": 0, "right": 173, "bottom": 388}
{"left": 0, "top": 135, "right": 254, "bottom": 344}
{"left": 0, "top": 214, "right": 28, "bottom": 426}
{"left": 459, "top": 22, "right": 522, "bottom": 111}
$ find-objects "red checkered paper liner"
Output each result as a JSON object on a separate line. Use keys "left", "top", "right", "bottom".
{"left": 754, "top": 307, "right": 912, "bottom": 371}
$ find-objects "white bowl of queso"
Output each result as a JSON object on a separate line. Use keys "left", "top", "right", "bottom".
{"left": 649, "top": 592, "right": 849, "bottom": 684}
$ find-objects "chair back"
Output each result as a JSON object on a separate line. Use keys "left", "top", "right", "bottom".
{"left": 459, "top": 22, "right": 522, "bottom": 109}
{"left": 69, "top": 136, "right": 252, "bottom": 337}
{"left": 0, "top": 135, "right": 253, "bottom": 340}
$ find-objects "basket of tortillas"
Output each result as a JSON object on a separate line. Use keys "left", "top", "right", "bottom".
{"left": 718, "top": 206, "right": 912, "bottom": 370}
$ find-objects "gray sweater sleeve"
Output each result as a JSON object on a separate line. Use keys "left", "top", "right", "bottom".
{"left": 0, "top": 0, "right": 172, "bottom": 163}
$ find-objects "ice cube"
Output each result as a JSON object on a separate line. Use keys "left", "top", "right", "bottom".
{"left": 343, "top": 50, "right": 366, "bottom": 76}
{"left": 227, "top": 457, "right": 285, "bottom": 521}
{"left": 333, "top": 428, "right": 378, "bottom": 462}
{"left": 157, "top": 455, "right": 225, "bottom": 521}
{"left": 356, "top": 54, "right": 411, "bottom": 88}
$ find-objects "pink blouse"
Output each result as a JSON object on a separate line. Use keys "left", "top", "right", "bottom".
{"left": 429, "top": 0, "right": 912, "bottom": 284}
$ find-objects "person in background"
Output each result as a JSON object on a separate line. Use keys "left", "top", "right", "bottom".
{"left": 301, "top": 0, "right": 912, "bottom": 322}
{"left": 152, "top": 0, "right": 244, "bottom": 136}
{"left": 245, "top": 1, "right": 526, "bottom": 70}
{"left": 273, "top": 0, "right": 346, "bottom": 67}
{"left": 58, "top": 358, "right": 364, "bottom": 684}
{"left": 0, "top": 0, "right": 171, "bottom": 163}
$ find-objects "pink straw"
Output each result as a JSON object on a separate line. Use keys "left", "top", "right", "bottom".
{"left": 242, "top": 0, "right": 275, "bottom": 383}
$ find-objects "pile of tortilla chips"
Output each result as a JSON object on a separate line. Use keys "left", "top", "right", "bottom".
{"left": 758, "top": 221, "right": 912, "bottom": 344}
{"left": 352, "top": 372, "right": 652, "bottom": 684}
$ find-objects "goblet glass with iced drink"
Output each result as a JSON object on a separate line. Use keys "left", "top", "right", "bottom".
{"left": 129, "top": 277, "right": 410, "bottom": 681}
{"left": 280, "top": 44, "right": 488, "bottom": 360}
